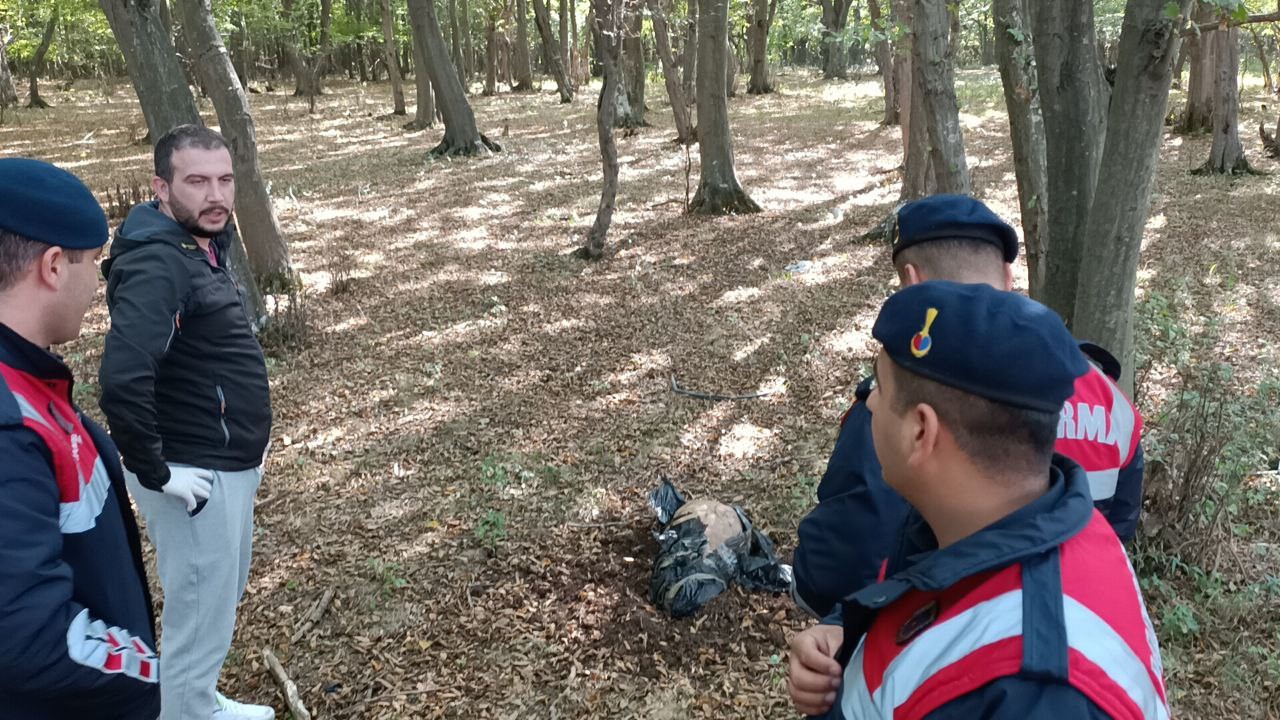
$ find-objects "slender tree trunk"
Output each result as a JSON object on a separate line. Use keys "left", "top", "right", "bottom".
{"left": 484, "top": 15, "right": 499, "bottom": 95}
{"left": 1031, "top": 0, "right": 1109, "bottom": 327}
{"left": 406, "top": 0, "right": 500, "bottom": 153}
{"left": 1179, "top": 2, "right": 1216, "bottom": 131}
{"left": 1196, "top": 26, "right": 1252, "bottom": 174}
{"left": 869, "top": 0, "right": 896, "bottom": 124}
{"left": 913, "top": 0, "right": 969, "bottom": 193}
{"left": 948, "top": 1, "right": 961, "bottom": 62}
{"left": 381, "top": 0, "right": 407, "bottom": 114}
{"left": 559, "top": 0, "right": 571, "bottom": 73}
{"left": 1249, "top": 27, "right": 1273, "bottom": 95}
{"left": 26, "top": 7, "right": 58, "bottom": 109}
{"left": 689, "top": 0, "right": 758, "bottom": 214}
{"left": 513, "top": 0, "right": 535, "bottom": 89}
{"left": 407, "top": 12, "right": 437, "bottom": 128}
{"left": 746, "top": 0, "right": 775, "bottom": 94}
{"left": 1073, "top": 0, "right": 1191, "bottom": 394}
{"left": 570, "top": 4, "right": 581, "bottom": 81}
{"left": 449, "top": 0, "right": 465, "bottom": 79}
{"left": 619, "top": 4, "right": 646, "bottom": 124}
{"left": 994, "top": 0, "right": 1048, "bottom": 300}
{"left": 725, "top": 35, "right": 738, "bottom": 97}
{"left": 0, "top": 29, "right": 20, "bottom": 110}
{"left": 462, "top": 0, "right": 475, "bottom": 82}
{"left": 175, "top": 0, "right": 293, "bottom": 290}
{"left": 583, "top": 0, "right": 623, "bottom": 259}
{"left": 532, "top": 0, "right": 574, "bottom": 101}
{"left": 648, "top": 0, "right": 695, "bottom": 143}
{"left": 682, "top": 0, "right": 697, "bottom": 101}
{"left": 896, "top": 0, "right": 932, "bottom": 200}
{"left": 819, "top": 0, "right": 851, "bottom": 80}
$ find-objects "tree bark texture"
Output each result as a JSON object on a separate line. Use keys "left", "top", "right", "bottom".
{"left": 407, "top": 0, "right": 500, "bottom": 154}
{"left": 896, "top": 0, "right": 932, "bottom": 200}
{"left": 746, "top": 0, "right": 775, "bottom": 94}
{"left": 484, "top": 14, "right": 499, "bottom": 95}
{"left": 380, "top": 0, "right": 407, "bottom": 114}
{"left": 26, "top": 7, "right": 58, "bottom": 109}
{"left": 682, "top": 0, "right": 698, "bottom": 101}
{"left": 819, "top": 0, "right": 852, "bottom": 79}
{"left": 912, "top": 0, "right": 969, "bottom": 194}
{"left": 584, "top": 0, "right": 623, "bottom": 259}
{"left": 100, "top": 0, "right": 200, "bottom": 140}
{"left": 1196, "top": 26, "right": 1252, "bottom": 174}
{"left": 407, "top": 13, "right": 437, "bottom": 128}
{"left": 462, "top": 0, "right": 476, "bottom": 82}
{"left": 1030, "top": 0, "right": 1109, "bottom": 328}
{"left": 560, "top": 0, "right": 571, "bottom": 73}
{"left": 1179, "top": 2, "right": 1216, "bottom": 132}
{"left": 994, "top": 0, "right": 1048, "bottom": 300}
{"left": 533, "top": 0, "right": 574, "bottom": 102}
{"left": 1249, "top": 27, "right": 1274, "bottom": 95}
{"left": 869, "top": 0, "right": 896, "bottom": 124}
{"left": 1073, "top": 0, "right": 1190, "bottom": 394}
{"left": 449, "top": 0, "right": 465, "bottom": 80}
{"left": 690, "top": 0, "right": 759, "bottom": 214}
{"left": 175, "top": 0, "right": 293, "bottom": 289}
{"left": 513, "top": 0, "right": 535, "bottom": 90}
{"left": 0, "top": 28, "right": 19, "bottom": 110}
{"left": 648, "top": 0, "right": 695, "bottom": 143}
{"left": 619, "top": 4, "right": 646, "bottom": 125}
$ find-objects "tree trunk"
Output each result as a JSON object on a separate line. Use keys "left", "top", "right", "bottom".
{"left": 570, "top": 3, "right": 581, "bottom": 82}
{"left": 746, "top": 0, "right": 775, "bottom": 94}
{"left": 948, "top": 0, "right": 961, "bottom": 63}
{"left": 994, "top": 0, "right": 1049, "bottom": 300}
{"left": 682, "top": 0, "right": 698, "bottom": 101}
{"left": 1073, "top": 0, "right": 1191, "bottom": 394}
{"left": 484, "top": 15, "right": 499, "bottom": 95}
{"left": 869, "top": 0, "right": 896, "bottom": 124}
{"left": 462, "top": 0, "right": 475, "bottom": 83}
{"left": 648, "top": 0, "right": 695, "bottom": 143}
{"left": 407, "top": 11, "right": 437, "bottom": 128}
{"left": 406, "top": 0, "right": 500, "bottom": 154}
{"left": 892, "top": 0, "right": 912, "bottom": 150}
{"left": 559, "top": 0, "right": 571, "bottom": 73}
{"left": 1179, "top": 2, "right": 1215, "bottom": 132}
{"left": 513, "top": 0, "right": 535, "bottom": 90}
{"left": 175, "top": 0, "right": 293, "bottom": 290}
{"left": 532, "top": 0, "right": 574, "bottom": 101}
{"left": 726, "top": 36, "right": 738, "bottom": 97}
{"left": 100, "top": 0, "right": 199, "bottom": 140}
{"left": 1249, "top": 27, "right": 1273, "bottom": 95}
{"left": 356, "top": 41, "right": 370, "bottom": 81}
{"left": 1031, "top": 0, "right": 1109, "bottom": 327}
{"left": 0, "top": 29, "right": 19, "bottom": 110}
{"left": 619, "top": 5, "right": 646, "bottom": 124}
{"left": 896, "top": 0, "right": 931, "bottom": 199}
{"left": 689, "top": 0, "right": 759, "bottom": 214}
{"left": 381, "top": 0, "right": 407, "bottom": 114}
{"left": 291, "top": 0, "right": 333, "bottom": 108}
{"left": 449, "top": 0, "right": 465, "bottom": 79}
{"left": 1196, "top": 26, "right": 1252, "bottom": 174}
{"left": 583, "top": 0, "right": 623, "bottom": 260}
{"left": 913, "top": 0, "right": 969, "bottom": 194}
{"left": 26, "top": 7, "right": 58, "bottom": 109}
{"left": 819, "top": 0, "right": 851, "bottom": 80}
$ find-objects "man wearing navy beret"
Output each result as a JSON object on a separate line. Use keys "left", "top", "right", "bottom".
{"left": 98, "top": 126, "right": 274, "bottom": 720}
{"left": 795, "top": 282, "right": 1169, "bottom": 719}
{"left": 788, "top": 195, "right": 1147, "bottom": 715}
{"left": 0, "top": 158, "right": 160, "bottom": 719}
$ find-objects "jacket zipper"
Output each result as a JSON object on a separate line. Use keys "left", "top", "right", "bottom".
{"left": 215, "top": 384, "right": 231, "bottom": 447}
{"left": 164, "top": 311, "right": 180, "bottom": 353}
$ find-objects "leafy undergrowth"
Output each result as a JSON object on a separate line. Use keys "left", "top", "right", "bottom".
{"left": 5, "top": 67, "right": 1279, "bottom": 718}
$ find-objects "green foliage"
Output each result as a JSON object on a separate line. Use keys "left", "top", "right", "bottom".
{"left": 474, "top": 509, "right": 507, "bottom": 548}
{"left": 368, "top": 558, "right": 409, "bottom": 600}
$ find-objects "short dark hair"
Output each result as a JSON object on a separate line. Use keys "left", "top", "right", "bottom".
{"left": 893, "top": 239, "right": 1005, "bottom": 285}
{"left": 154, "top": 124, "right": 230, "bottom": 182}
{"left": 0, "top": 230, "right": 92, "bottom": 292}
{"left": 886, "top": 358, "right": 1059, "bottom": 480}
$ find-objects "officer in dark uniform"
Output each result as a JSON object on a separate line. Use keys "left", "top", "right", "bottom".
{"left": 0, "top": 158, "right": 160, "bottom": 719}
{"left": 791, "top": 195, "right": 1145, "bottom": 620}
{"left": 789, "top": 282, "right": 1168, "bottom": 719}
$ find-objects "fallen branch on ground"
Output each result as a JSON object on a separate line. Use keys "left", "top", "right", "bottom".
{"left": 262, "top": 648, "right": 311, "bottom": 720}
{"left": 670, "top": 375, "right": 776, "bottom": 401}
{"left": 290, "top": 587, "right": 335, "bottom": 642}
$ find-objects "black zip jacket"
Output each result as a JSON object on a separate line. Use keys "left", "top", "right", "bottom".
{"left": 99, "top": 202, "right": 271, "bottom": 490}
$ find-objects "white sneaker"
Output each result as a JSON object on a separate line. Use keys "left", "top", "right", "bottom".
{"left": 213, "top": 692, "right": 276, "bottom": 720}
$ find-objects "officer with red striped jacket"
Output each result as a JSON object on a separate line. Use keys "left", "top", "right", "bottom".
{"left": 0, "top": 159, "right": 160, "bottom": 719}
{"left": 791, "top": 195, "right": 1144, "bottom": 621}
{"left": 790, "top": 282, "right": 1168, "bottom": 719}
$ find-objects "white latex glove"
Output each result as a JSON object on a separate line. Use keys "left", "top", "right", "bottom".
{"left": 162, "top": 466, "right": 213, "bottom": 512}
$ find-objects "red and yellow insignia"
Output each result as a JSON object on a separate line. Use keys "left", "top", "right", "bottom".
{"left": 910, "top": 308, "right": 938, "bottom": 358}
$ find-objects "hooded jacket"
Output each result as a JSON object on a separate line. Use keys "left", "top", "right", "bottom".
{"left": 99, "top": 202, "right": 271, "bottom": 490}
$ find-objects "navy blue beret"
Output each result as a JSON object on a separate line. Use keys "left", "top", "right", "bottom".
{"left": 0, "top": 158, "right": 108, "bottom": 250}
{"left": 891, "top": 194, "right": 1018, "bottom": 263}
{"left": 872, "top": 281, "right": 1087, "bottom": 413}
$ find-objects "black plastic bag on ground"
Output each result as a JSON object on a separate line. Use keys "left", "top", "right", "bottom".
{"left": 648, "top": 477, "right": 792, "bottom": 617}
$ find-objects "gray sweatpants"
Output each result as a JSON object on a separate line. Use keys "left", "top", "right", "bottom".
{"left": 125, "top": 464, "right": 262, "bottom": 720}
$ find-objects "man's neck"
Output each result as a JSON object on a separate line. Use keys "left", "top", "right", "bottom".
{"left": 0, "top": 295, "right": 51, "bottom": 348}
{"left": 913, "top": 471, "right": 1051, "bottom": 548}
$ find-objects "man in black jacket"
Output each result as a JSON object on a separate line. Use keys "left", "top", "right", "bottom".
{"left": 99, "top": 125, "right": 274, "bottom": 720}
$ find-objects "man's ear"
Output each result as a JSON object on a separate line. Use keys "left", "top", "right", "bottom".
{"left": 151, "top": 175, "right": 169, "bottom": 204}
{"left": 902, "top": 263, "right": 924, "bottom": 287}
{"left": 1003, "top": 263, "right": 1014, "bottom": 292}
{"left": 906, "top": 401, "right": 940, "bottom": 469}
{"left": 36, "top": 245, "right": 67, "bottom": 291}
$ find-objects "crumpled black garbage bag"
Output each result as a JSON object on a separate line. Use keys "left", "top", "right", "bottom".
{"left": 648, "top": 476, "right": 792, "bottom": 617}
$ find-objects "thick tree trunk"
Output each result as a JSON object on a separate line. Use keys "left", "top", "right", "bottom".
{"left": 869, "top": 0, "right": 896, "bottom": 124}
{"left": 513, "top": 0, "right": 535, "bottom": 90}
{"left": 1073, "top": 0, "right": 1190, "bottom": 394}
{"left": 619, "top": 6, "right": 646, "bottom": 125}
{"left": 407, "top": 13, "right": 437, "bottom": 128}
{"left": 26, "top": 7, "right": 58, "bottom": 109}
{"left": 1250, "top": 27, "right": 1274, "bottom": 95}
{"left": 819, "top": 0, "right": 851, "bottom": 80}
{"left": 648, "top": 0, "right": 695, "bottom": 143}
{"left": 1031, "top": 0, "right": 1109, "bottom": 328}
{"left": 175, "top": 0, "right": 293, "bottom": 290}
{"left": 0, "top": 29, "right": 19, "bottom": 110}
{"left": 689, "top": 0, "right": 759, "bottom": 214}
{"left": 406, "top": 0, "right": 499, "bottom": 154}
{"left": 1196, "top": 26, "right": 1252, "bottom": 174}
{"left": 559, "top": 0, "right": 571, "bottom": 73}
{"left": 1179, "top": 2, "right": 1216, "bottom": 132}
{"left": 100, "top": 0, "right": 199, "bottom": 140}
{"left": 532, "top": 0, "right": 574, "bottom": 101}
{"left": 896, "top": 0, "right": 931, "bottom": 200}
{"left": 583, "top": 0, "right": 623, "bottom": 260}
{"left": 449, "top": 0, "right": 465, "bottom": 79}
{"left": 913, "top": 0, "right": 969, "bottom": 194}
{"left": 746, "top": 0, "right": 775, "bottom": 94}
{"left": 994, "top": 0, "right": 1049, "bottom": 300}
{"left": 381, "top": 0, "right": 407, "bottom": 114}
{"left": 291, "top": 0, "right": 333, "bottom": 109}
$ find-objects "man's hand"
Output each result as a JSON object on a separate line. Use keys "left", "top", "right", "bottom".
{"left": 789, "top": 623, "right": 844, "bottom": 716}
{"left": 161, "top": 466, "right": 213, "bottom": 512}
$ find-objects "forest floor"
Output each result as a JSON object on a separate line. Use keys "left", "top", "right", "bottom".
{"left": 3, "top": 67, "right": 1280, "bottom": 719}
